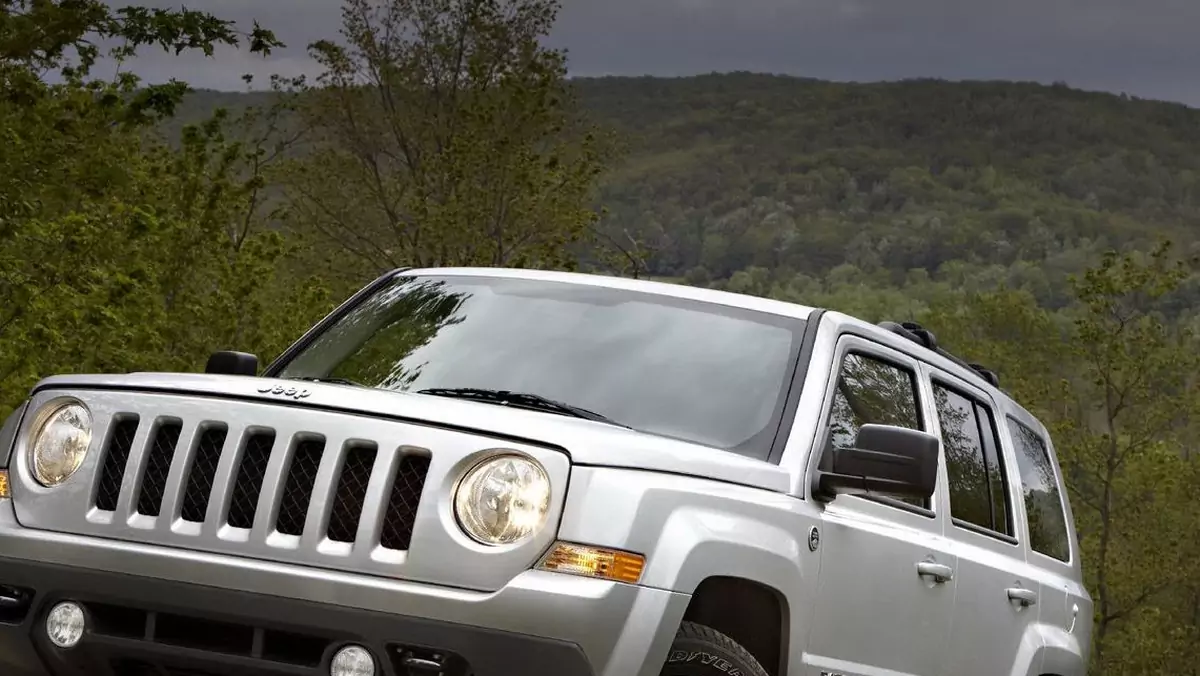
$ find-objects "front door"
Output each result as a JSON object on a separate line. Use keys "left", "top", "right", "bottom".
{"left": 803, "top": 337, "right": 956, "bottom": 676}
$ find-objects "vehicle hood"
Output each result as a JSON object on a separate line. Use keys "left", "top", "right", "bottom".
{"left": 31, "top": 373, "right": 791, "bottom": 493}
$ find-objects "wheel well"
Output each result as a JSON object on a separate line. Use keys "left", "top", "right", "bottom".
{"left": 682, "top": 576, "right": 787, "bottom": 676}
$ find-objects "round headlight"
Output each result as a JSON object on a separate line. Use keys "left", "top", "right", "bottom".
{"left": 454, "top": 454, "right": 551, "bottom": 546}
{"left": 29, "top": 402, "right": 92, "bottom": 487}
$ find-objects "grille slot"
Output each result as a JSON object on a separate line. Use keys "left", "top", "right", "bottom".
{"left": 54, "top": 403, "right": 445, "bottom": 576}
{"left": 180, "top": 426, "right": 227, "bottom": 523}
{"left": 156, "top": 612, "right": 254, "bottom": 655}
{"left": 91, "top": 598, "right": 334, "bottom": 674}
{"left": 226, "top": 432, "right": 275, "bottom": 529}
{"left": 275, "top": 438, "right": 325, "bottom": 536}
{"left": 96, "top": 417, "right": 140, "bottom": 511}
{"left": 326, "top": 444, "right": 377, "bottom": 543}
{"left": 380, "top": 454, "right": 431, "bottom": 551}
{"left": 135, "top": 421, "right": 182, "bottom": 517}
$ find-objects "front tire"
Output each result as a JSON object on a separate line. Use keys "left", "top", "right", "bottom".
{"left": 659, "top": 621, "right": 770, "bottom": 676}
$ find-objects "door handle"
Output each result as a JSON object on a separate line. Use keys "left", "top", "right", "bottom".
{"left": 916, "top": 561, "right": 954, "bottom": 583}
{"left": 1006, "top": 587, "right": 1038, "bottom": 607}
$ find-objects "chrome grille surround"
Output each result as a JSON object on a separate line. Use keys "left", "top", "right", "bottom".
{"left": 10, "top": 388, "right": 571, "bottom": 592}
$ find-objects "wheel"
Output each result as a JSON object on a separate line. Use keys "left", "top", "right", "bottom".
{"left": 659, "top": 621, "right": 770, "bottom": 676}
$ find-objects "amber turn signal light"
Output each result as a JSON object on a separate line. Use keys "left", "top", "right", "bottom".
{"left": 0, "top": 470, "right": 10, "bottom": 499}
{"left": 537, "top": 542, "right": 645, "bottom": 584}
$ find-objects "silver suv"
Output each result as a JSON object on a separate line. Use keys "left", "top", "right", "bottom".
{"left": 0, "top": 267, "right": 1092, "bottom": 676}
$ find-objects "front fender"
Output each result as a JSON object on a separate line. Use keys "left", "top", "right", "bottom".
{"left": 0, "top": 401, "right": 29, "bottom": 469}
{"left": 556, "top": 467, "right": 821, "bottom": 669}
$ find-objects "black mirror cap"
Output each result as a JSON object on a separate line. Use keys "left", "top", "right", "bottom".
{"left": 816, "top": 424, "right": 939, "bottom": 501}
{"left": 205, "top": 351, "right": 259, "bottom": 377}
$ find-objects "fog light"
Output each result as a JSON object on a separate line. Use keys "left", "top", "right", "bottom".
{"left": 46, "top": 601, "right": 85, "bottom": 649}
{"left": 330, "top": 644, "right": 375, "bottom": 676}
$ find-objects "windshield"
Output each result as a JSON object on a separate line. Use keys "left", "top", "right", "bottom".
{"left": 274, "top": 274, "right": 808, "bottom": 459}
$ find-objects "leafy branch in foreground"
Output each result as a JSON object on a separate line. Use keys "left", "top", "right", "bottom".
{"left": 1, "top": 0, "right": 282, "bottom": 122}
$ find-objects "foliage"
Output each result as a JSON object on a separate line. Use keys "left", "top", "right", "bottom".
{"left": 1055, "top": 244, "right": 1200, "bottom": 673}
{"left": 579, "top": 74, "right": 1200, "bottom": 298}
{"left": 1, "top": 0, "right": 280, "bottom": 122}
{"left": 921, "top": 246, "right": 1200, "bottom": 674}
{"left": 279, "top": 0, "right": 614, "bottom": 273}
{"left": 170, "top": 73, "right": 1200, "bottom": 312}
{"left": 0, "top": 1, "right": 322, "bottom": 410}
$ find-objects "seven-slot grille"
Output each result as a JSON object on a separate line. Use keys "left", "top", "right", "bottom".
{"left": 92, "top": 414, "right": 430, "bottom": 553}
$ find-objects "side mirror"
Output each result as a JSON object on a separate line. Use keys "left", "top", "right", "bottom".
{"left": 205, "top": 351, "right": 259, "bottom": 377}
{"left": 815, "top": 424, "right": 938, "bottom": 501}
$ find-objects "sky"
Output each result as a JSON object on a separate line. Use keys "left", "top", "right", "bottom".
{"left": 106, "top": 0, "right": 1200, "bottom": 107}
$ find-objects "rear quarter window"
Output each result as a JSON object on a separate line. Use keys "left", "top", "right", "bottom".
{"left": 1008, "top": 418, "right": 1071, "bottom": 562}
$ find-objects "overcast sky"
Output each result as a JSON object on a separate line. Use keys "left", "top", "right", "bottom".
{"left": 107, "top": 0, "right": 1200, "bottom": 106}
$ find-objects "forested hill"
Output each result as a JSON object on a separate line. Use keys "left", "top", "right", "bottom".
{"left": 169, "top": 73, "right": 1200, "bottom": 317}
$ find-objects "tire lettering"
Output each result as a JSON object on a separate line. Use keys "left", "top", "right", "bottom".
{"left": 666, "top": 650, "right": 744, "bottom": 674}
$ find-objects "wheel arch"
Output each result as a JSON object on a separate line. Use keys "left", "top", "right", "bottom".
{"left": 681, "top": 576, "right": 790, "bottom": 676}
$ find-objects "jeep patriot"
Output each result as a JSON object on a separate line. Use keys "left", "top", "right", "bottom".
{"left": 0, "top": 267, "right": 1092, "bottom": 676}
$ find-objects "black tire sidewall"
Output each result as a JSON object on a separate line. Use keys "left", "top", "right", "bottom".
{"left": 659, "top": 635, "right": 766, "bottom": 676}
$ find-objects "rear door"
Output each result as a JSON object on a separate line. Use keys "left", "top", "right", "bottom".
{"left": 926, "top": 367, "right": 1045, "bottom": 676}
{"left": 1004, "top": 408, "right": 1093, "bottom": 676}
{"left": 803, "top": 336, "right": 957, "bottom": 676}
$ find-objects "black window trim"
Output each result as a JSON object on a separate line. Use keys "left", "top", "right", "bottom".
{"left": 975, "top": 401, "right": 1015, "bottom": 537}
{"left": 1005, "top": 414, "right": 1073, "bottom": 564}
{"left": 930, "top": 375, "right": 1020, "bottom": 547}
{"left": 819, "top": 341, "right": 937, "bottom": 520}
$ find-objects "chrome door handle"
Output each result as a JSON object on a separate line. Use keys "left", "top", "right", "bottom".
{"left": 916, "top": 561, "right": 954, "bottom": 583}
{"left": 1006, "top": 587, "right": 1038, "bottom": 607}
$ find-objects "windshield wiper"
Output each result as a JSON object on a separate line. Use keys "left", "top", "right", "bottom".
{"left": 286, "top": 376, "right": 366, "bottom": 388}
{"left": 416, "top": 388, "right": 632, "bottom": 429}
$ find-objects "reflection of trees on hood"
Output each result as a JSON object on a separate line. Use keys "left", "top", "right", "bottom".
{"left": 326, "top": 279, "right": 468, "bottom": 388}
{"left": 934, "top": 385, "right": 993, "bottom": 528}
{"left": 828, "top": 353, "right": 920, "bottom": 451}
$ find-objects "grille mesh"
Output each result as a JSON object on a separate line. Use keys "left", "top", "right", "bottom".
{"left": 326, "top": 445, "right": 377, "bottom": 543}
{"left": 275, "top": 439, "right": 325, "bottom": 536}
{"left": 96, "top": 417, "right": 140, "bottom": 511}
{"left": 180, "top": 427, "right": 227, "bottom": 523}
{"left": 380, "top": 454, "right": 431, "bottom": 550}
{"left": 135, "top": 422, "right": 183, "bottom": 517}
{"left": 226, "top": 432, "right": 274, "bottom": 529}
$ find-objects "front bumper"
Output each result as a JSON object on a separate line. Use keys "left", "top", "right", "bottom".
{"left": 0, "top": 503, "right": 689, "bottom": 676}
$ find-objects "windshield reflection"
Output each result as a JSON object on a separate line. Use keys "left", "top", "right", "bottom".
{"left": 277, "top": 275, "right": 808, "bottom": 459}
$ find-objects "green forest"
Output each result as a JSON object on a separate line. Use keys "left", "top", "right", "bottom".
{"left": 3, "top": 1, "right": 1200, "bottom": 673}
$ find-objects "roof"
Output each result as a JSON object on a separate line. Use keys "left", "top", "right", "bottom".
{"left": 399, "top": 267, "right": 819, "bottom": 320}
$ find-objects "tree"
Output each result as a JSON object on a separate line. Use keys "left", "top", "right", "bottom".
{"left": 916, "top": 252, "right": 1200, "bottom": 675}
{"left": 0, "top": 1, "right": 326, "bottom": 411}
{"left": 281, "top": 0, "right": 613, "bottom": 272}
{"left": 1056, "top": 242, "right": 1200, "bottom": 673}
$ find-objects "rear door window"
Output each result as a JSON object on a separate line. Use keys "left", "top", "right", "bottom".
{"left": 933, "top": 382, "right": 1013, "bottom": 538}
